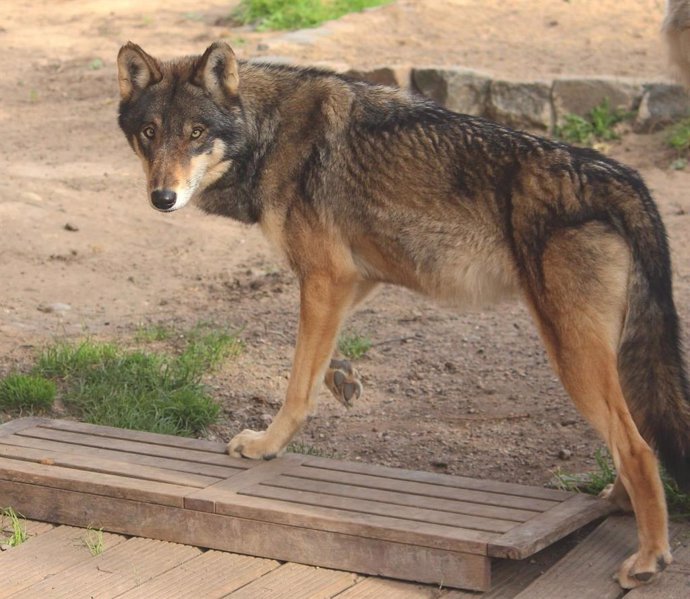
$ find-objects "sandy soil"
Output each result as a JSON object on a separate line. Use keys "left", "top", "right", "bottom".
{"left": 0, "top": 0, "right": 689, "bottom": 486}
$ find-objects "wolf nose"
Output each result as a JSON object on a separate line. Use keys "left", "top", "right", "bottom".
{"left": 151, "top": 189, "right": 177, "bottom": 211}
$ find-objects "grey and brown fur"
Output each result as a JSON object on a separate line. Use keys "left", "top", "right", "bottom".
{"left": 665, "top": 0, "right": 690, "bottom": 86}
{"left": 117, "top": 42, "right": 690, "bottom": 589}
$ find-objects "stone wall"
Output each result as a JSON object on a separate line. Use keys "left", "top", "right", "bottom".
{"left": 342, "top": 65, "right": 689, "bottom": 133}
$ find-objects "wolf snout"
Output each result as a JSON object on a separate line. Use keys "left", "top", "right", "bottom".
{"left": 151, "top": 189, "right": 177, "bottom": 211}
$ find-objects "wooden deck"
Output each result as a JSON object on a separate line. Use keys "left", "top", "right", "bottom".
{"left": 2, "top": 515, "right": 689, "bottom": 598}
{"left": 1, "top": 417, "right": 686, "bottom": 597}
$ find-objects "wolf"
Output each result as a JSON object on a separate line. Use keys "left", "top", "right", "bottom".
{"left": 665, "top": 0, "right": 690, "bottom": 86}
{"left": 116, "top": 41, "right": 690, "bottom": 588}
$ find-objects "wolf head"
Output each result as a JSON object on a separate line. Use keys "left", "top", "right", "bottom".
{"left": 117, "top": 42, "right": 243, "bottom": 212}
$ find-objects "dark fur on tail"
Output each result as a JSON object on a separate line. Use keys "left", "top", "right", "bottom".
{"left": 609, "top": 170, "right": 690, "bottom": 490}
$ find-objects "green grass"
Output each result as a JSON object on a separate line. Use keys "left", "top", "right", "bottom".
{"left": 24, "top": 325, "right": 243, "bottom": 436}
{"left": 556, "top": 98, "right": 630, "bottom": 146}
{"left": 667, "top": 117, "right": 690, "bottom": 154}
{"left": 338, "top": 332, "right": 372, "bottom": 360}
{"left": 0, "top": 374, "right": 56, "bottom": 412}
{"left": 233, "top": 0, "right": 391, "bottom": 31}
{"left": 552, "top": 447, "right": 616, "bottom": 496}
{"left": 1, "top": 507, "right": 27, "bottom": 548}
{"left": 82, "top": 526, "right": 105, "bottom": 556}
{"left": 135, "top": 323, "right": 175, "bottom": 343}
{"left": 287, "top": 441, "right": 337, "bottom": 458}
{"left": 552, "top": 448, "right": 690, "bottom": 518}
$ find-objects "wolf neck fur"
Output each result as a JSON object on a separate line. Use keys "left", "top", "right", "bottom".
{"left": 196, "top": 63, "right": 354, "bottom": 225}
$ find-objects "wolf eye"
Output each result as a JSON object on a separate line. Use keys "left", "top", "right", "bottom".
{"left": 190, "top": 127, "right": 204, "bottom": 140}
{"left": 142, "top": 126, "right": 155, "bottom": 140}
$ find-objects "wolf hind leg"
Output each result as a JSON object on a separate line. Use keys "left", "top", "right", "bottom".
{"left": 525, "top": 223, "right": 671, "bottom": 588}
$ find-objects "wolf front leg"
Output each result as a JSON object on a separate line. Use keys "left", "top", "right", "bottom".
{"left": 228, "top": 273, "right": 362, "bottom": 460}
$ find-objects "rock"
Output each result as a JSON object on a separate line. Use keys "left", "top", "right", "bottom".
{"left": 634, "top": 83, "right": 690, "bottom": 132}
{"left": 558, "top": 448, "right": 572, "bottom": 460}
{"left": 487, "top": 80, "right": 553, "bottom": 130}
{"left": 344, "top": 66, "right": 411, "bottom": 88}
{"left": 552, "top": 77, "right": 643, "bottom": 126}
{"left": 412, "top": 67, "right": 491, "bottom": 116}
{"left": 64, "top": 222, "right": 79, "bottom": 232}
{"left": 37, "top": 302, "right": 71, "bottom": 314}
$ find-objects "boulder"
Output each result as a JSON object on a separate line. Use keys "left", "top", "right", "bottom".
{"left": 487, "top": 81, "right": 553, "bottom": 130}
{"left": 412, "top": 67, "right": 491, "bottom": 116}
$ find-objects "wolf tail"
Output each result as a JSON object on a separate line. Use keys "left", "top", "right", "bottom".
{"left": 613, "top": 173, "right": 690, "bottom": 491}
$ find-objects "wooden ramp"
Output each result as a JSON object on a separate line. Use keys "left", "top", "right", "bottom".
{"left": 0, "top": 418, "right": 614, "bottom": 592}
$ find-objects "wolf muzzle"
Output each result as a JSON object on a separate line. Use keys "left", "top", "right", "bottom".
{"left": 151, "top": 189, "right": 177, "bottom": 211}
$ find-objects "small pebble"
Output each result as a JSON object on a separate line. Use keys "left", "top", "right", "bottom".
{"left": 558, "top": 449, "right": 572, "bottom": 460}
{"left": 37, "top": 302, "right": 71, "bottom": 314}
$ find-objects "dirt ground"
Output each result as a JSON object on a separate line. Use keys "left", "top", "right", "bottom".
{"left": 1, "top": 0, "right": 689, "bottom": 487}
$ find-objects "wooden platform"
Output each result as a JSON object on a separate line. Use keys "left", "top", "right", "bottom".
{"left": 0, "top": 417, "right": 615, "bottom": 592}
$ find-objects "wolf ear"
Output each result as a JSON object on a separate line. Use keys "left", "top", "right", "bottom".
{"left": 192, "top": 42, "right": 239, "bottom": 102}
{"left": 117, "top": 42, "right": 162, "bottom": 102}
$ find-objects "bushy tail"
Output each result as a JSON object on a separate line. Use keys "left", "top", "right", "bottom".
{"left": 617, "top": 224, "right": 690, "bottom": 491}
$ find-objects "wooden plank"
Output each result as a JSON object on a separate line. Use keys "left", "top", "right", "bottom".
{"left": 224, "top": 562, "right": 359, "bottom": 599}
{"left": 15, "top": 426, "right": 241, "bottom": 468}
{"left": 11, "top": 536, "right": 201, "bottom": 599}
{"left": 266, "top": 474, "right": 536, "bottom": 522}
{"left": 0, "top": 456, "right": 193, "bottom": 507}
{"left": 0, "top": 442, "right": 220, "bottom": 488}
{"left": 184, "top": 454, "right": 306, "bottom": 512}
{"left": 0, "top": 479, "right": 492, "bottom": 590}
{"left": 0, "top": 434, "right": 238, "bottom": 478}
{"left": 278, "top": 463, "right": 557, "bottom": 512}
{"left": 44, "top": 418, "right": 228, "bottom": 453}
{"left": 0, "top": 525, "right": 126, "bottom": 598}
{"left": 334, "top": 577, "right": 438, "bottom": 598}
{"left": 513, "top": 516, "right": 637, "bottom": 599}
{"left": 440, "top": 523, "right": 588, "bottom": 598}
{"left": 116, "top": 551, "right": 281, "bottom": 599}
{"left": 488, "top": 493, "right": 615, "bottom": 558}
{"left": 243, "top": 483, "right": 517, "bottom": 533}
{"left": 625, "top": 540, "right": 690, "bottom": 599}
{"left": 21, "top": 519, "right": 55, "bottom": 538}
{"left": 0, "top": 417, "right": 49, "bottom": 438}
{"left": 213, "top": 491, "right": 494, "bottom": 553}
{"left": 303, "top": 456, "right": 571, "bottom": 501}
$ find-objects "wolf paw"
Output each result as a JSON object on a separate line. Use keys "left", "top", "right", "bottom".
{"left": 599, "top": 480, "right": 633, "bottom": 512}
{"left": 616, "top": 549, "right": 672, "bottom": 589}
{"left": 227, "top": 429, "right": 284, "bottom": 460}
{"left": 324, "top": 359, "right": 362, "bottom": 408}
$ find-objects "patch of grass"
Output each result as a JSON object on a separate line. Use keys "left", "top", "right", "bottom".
{"left": 135, "top": 323, "right": 175, "bottom": 343}
{"left": 82, "top": 526, "right": 105, "bottom": 556}
{"left": 1, "top": 507, "right": 27, "bottom": 548}
{"left": 552, "top": 447, "right": 615, "bottom": 496}
{"left": 182, "top": 322, "right": 244, "bottom": 372}
{"left": 556, "top": 98, "right": 630, "bottom": 146}
{"left": 88, "top": 58, "right": 104, "bottom": 71}
{"left": 33, "top": 327, "right": 242, "bottom": 436}
{"left": 552, "top": 448, "right": 690, "bottom": 518}
{"left": 233, "top": 0, "right": 391, "bottom": 31}
{"left": 338, "top": 332, "right": 372, "bottom": 360}
{"left": 666, "top": 117, "right": 690, "bottom": 164}
{"left": 0, "top": 374, "right": 56, "bottom": 412}
{"left": 287, "top": 442, "right": 337, "bottom": 458}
